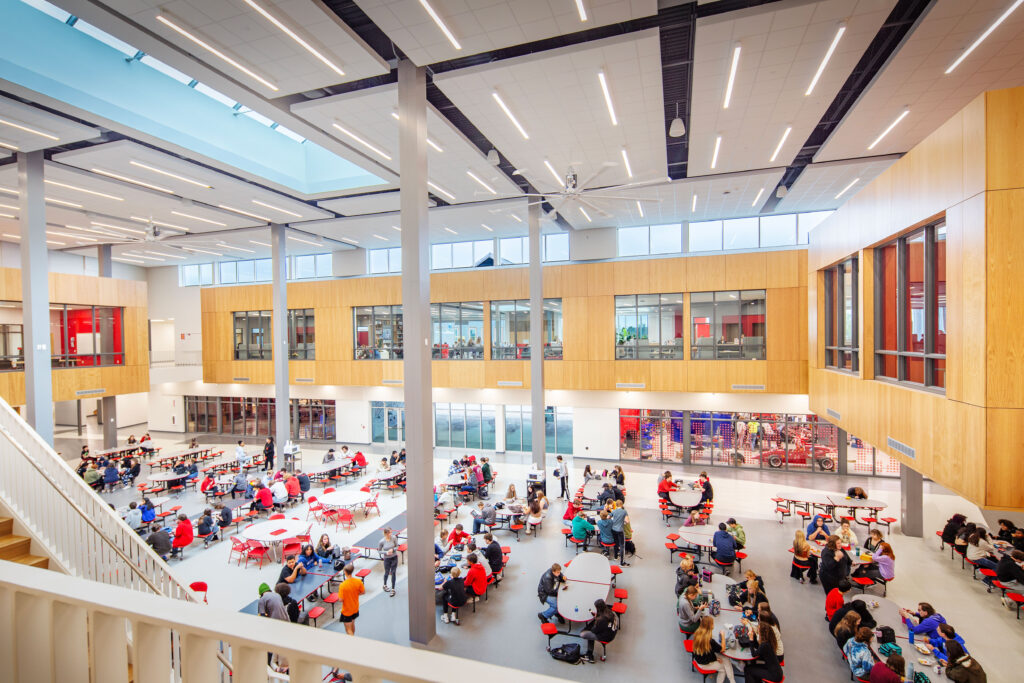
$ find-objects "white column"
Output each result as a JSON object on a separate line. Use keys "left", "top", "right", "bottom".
{"left": 271, "top": 224, "right": 290, "bottom": 455}
{"left": 528, "top": 203, "right": 545, "bottom": 470}
{"left": 98, "top": 244, "right": 117, "bottom": 448}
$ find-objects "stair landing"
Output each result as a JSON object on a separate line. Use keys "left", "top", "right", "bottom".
{"left": 0, "top": 516, "right": 49, "bottom": 569}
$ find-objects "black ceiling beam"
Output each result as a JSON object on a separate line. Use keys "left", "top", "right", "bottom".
{"left": 660, "top": 2, "right": 696, "bottom": 180}
{"left": 759, "top": 0, "right": 937, "bottom": 213}
{"left": 696, "top": 0, "right": 788, "bottom": 19}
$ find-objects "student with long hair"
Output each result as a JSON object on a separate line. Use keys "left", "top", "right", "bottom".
{"left": 744, "top": 620, "right": 783, "bottom": 683}
{"left": 869, "top": 654, "right": 905, "bottom": 683}
{"left": 854, "top": 541, "right": 896, "bottom": 583}
{"left": 791, "top": 529, "right": 818, "bottom": 583}
{"left": 691, "top": 615, "right": 736, "bottom": 682}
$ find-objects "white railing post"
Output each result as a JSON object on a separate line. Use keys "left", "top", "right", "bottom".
{"left": 91, "top": 610, "right": 129, "bottom": 683}
{"left": 0, "top": 585, "right": 13, "bottom": 683}
{"left": 230, "top": 643, "right": 267, "bottom": 682}
{"left": 53, "top": 601, "right": 89, "bottom": 683}
{"left": 14, "top": 592, "right": 52, "bottom": 683}
{"left": 288, "top": 658, "right": 323, "bottom": 683}
{"left": 133, "top": 620, "right": 173, "bottom": 683}
{"left": 182, "top": 632, "right": 220, "bottom": 683}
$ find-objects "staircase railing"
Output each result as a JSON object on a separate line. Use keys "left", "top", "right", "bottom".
{"left": 0, "top": 398, "right": 195, "bottom": 602}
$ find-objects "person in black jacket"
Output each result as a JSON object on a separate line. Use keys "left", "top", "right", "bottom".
{"left": 263, "top": 437, "right": 275, "bottom": 471}
{"left": 481, "top": 533, "right": 503, "bottom": 576}
{"left": 580, "top": 599, "right": 617, "bottom": 663}
{"left": 819, "top": 534, "right": 851, "bottom": 594}
{"left": 996, "top": 549, "right": 1024, "bottom": 589}
{"left": 275, "top": 583, "right": 300, "bottom": 623}
{"left": 744, "top": 620, "right": 784, "bottom": 683}
{"left": 941, "top": 514, "right": 967, "bottom": 545}
{"left": 537, "top": 563, "right": 566, "bottom": 624}
{"left": 441, "top": 567, "right": 468, "bottom": 625}
{"left": 146, "top": 524, "right": 171, "bottom": 560}
{"left": 829, "top": 598, "right": 876, "bottom": 633}
{"left": 675, "top": 555, "right": 700, "bottom": 596}
{"left": 216, "top": 503, "right": 232, "bottom": 533}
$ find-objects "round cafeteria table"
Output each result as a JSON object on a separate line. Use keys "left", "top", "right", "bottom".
{"left": 240, "top": 518, "right": 309, "bottom": 544}
{"left": 445, "top": 473, "right": 466, "bottom": 488}
{"left": 704, "top": 573, "right": 737, "bottom": 609}
{"left": 319, "top": 490, "right": 371, "bottom": 509}
{"left": 676, "top": 527, "right": 716, "bottom": 550}
{"left": 668, "top": 486, "right": 703, "bottom": 509}
{"left": 581, "top": 479, "right": 603, "bottom": 501}
{"left": 148, "top": 472, "right": 189, "bottom": 484}
{"left": 559, "top": 552, "right": 611, "bottom": 622}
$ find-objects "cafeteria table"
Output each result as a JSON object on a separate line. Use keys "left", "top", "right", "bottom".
{"left": 240, "top": 518, "right": 310, "bottom": 561}
{"left": 668, "top": 486, "right": 703, "bottom": 510}
{"left": 559, "top": 551, "right": 611, "bottom": 623}
{"left": 319, "top": 490, "right": 371, "bottom": 511}
{"left": 676, "top": 527, "right": 717, "bottom": 562}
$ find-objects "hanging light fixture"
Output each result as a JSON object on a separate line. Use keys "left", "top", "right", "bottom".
{"left": 668, "top": 102, "right": 686, "bottom": 138}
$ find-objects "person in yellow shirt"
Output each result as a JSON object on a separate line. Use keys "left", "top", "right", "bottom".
{"left": 337, "top": 563, "right": 366, "bottom": 635}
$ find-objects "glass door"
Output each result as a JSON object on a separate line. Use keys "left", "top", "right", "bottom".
{"left": 386, "top": 406, "right": 405, "bottom": 445}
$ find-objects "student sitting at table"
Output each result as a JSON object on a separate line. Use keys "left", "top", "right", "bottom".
{"left": 942, "top": 514, "right": 968, "bottom": 546}
{"left": 169, "top": 513, "right": 193, "bottom": 559}
{"left": 352, "top": 450, "right": 367, "bottom": 469}
{"left": 434, "top": 537, "right": 446, "bottom": 562}
{"left": 464, "top": 553, "right": 487, "bottom": 602}
{"left": 481, "top": 533, "right": 503, "bottom": 576}
{"left": 755, "top": 604, "right": 784, "bottom": 663}
{"left": 216, "top": 503, "right": 232, "bottom": 534}
{"left": 580, "top": 599, "right": 619, "bottom": 665}
{"left": 597, "top": 482, "right": 617, "bottom": 506}
{"left": 537, "top": 563, "right": 567, "bottom": 624}
{"left": 562, "top": 498, "right": 580, "bottom": 522}
{"left": 139, "top": 433, "right": 154, "bottom": 454}
{"left": 250, "top": 483, "right": 273, "bottom": 513}
{"left": 830, "top": 598, "right": 876, "bottom": 633}
{"left": 791, "top": 530, "right": 819, "bottom": 584}
{"left": 172, "top": 460, "right": 187, "bottom": 476}
{"left": 744, "top": 569, "right": 767, "bottom": 594}
{"left": 295, "top": 470, "right": 310, "bottom": 500}
{"left": 899, "top": 602, "right": 946, "bottom": 644}
{"left": 185, "top": 459, "right": 199, "bottom": 481}
{"left": 199, "top": 473, "right": 217, "bottom": 496}
{"left": 611, "top": 465, "right": 625, "bottom": 487}
{"left": 441, "top": 566, "right": 468, "bottom": 625}
{"left": 818, "top": 535, "right": 851, "bottom": 595}
{"left": 806, "top": 514, "right": 831, "bottom": 543}
{"left": 745, "top": 620, "right": 784, "bottom": 683}
{"left": 197, "top": 508, "right": 217, "bottom": 547}
{"left": 503, "top": 484, "right": 518, "bottom": 504}
{"left": 102, "top": 462, "right": 120, "bottom": 492}
{"left": 297, "top": 544, "right": 319, "bottom": 571}
{"left": 955, "top": 523, "right": 977, "bottom": 553}
{"left": 996, "top": 549, "right": 1024, "bottom": 591}
{"left": 524, "top": 499, "right": 544, "bottom": 535}
{"left": 124, "top": 501, "right": 143, "bottom": 532}
{"left": 316, "top": 533, "right": 340, "bottom": 563}
{"left": 677, "top": 585, "right": 708, "bottom": 634}
{"left": 140, "top": 498, "right": 156, "bottom": 525}
{"left": 846, "top": 486, "right": 868, "bottom": 499}
{"left": 571, "top": 510, "right": 596, "bottom": 550}
{"left": 864, "top": 528, "right": 885, "bottom": 553}
{"left": 583, "top": 464, "right": 600, "bottom": 484}
{"left": 833, "top": 610, "right": 861, "bottom": 649}
{"left": 230, "top": 472, "right": 249, "bottom": 500}
{"left": 470, "top": 501, "right": 496, "bottom": 535}
{"left": 270, "top": 479, "right": 288, "bottom": 509}
{"left": 853, "top": 541, "right": 896, "bottom": 584}
{"left": 726, "top": 518, "right": 746, "bottom": 550}
{"left": 124, "top": 458, "right": 141, "bottom": 486}
{"left": 943, "top": 640, "right": 987, "bottom": 682}
{"left": 997, "top": 518, "right": 1017, "bottom": 542}
{"left": 712, "top": 522, "right": 737, "bottom": 565}
{"left": 275, "top": 583, "right": 302, "bottom": 624}
{"left": 146, "top": 524, "right": 172, "bottom": 560}
{"left": 837, "top": 519, "right": 858, "bottom": 548}
{"left": 966, "top": 528, "right": 1000, "bottom": 588}
{"left": 675, "top": 555, "right": 700, "bottom": 596}
{"left": 446, "top": 523, "right": 471, "bottom": 549}
{"left": 826, "top": 578, "right": 852, "bottom": 619}
{"left": 689, "top": 615, "right": 736, "bottom": 681}
{"left": 284, "top": 474, "right": 301, "bottom": 503}
{"left": 596, "top": 509, "right": 615, "bottom": 551}
{"left": 278, "top": 555, "right": 308, "bottom": 585}
{"left": 683, "top": 509, "right": 704, "bottom": 527}
{"left": 738, "top": 578, "right": 768, "bottom": 611}
{"left": 869, "top": 653, "right": 905, "bottom": 683}
{"left": 928, "top": 623, "right": 968, "bottom": 661}
{"left": 844, "top": 627, "right": 878, "bottom": 679}
{"left": 1011, "top": 528, "right": 1024, "bottom": 553}
{"left": 657, "top": 471, "right": 679, "bottom": 502}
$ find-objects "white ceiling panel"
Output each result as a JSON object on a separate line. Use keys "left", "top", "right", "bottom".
{"left": 102, "top": 0, "right": 389, "bottom": 95}
{"left": 352, "top": 0, "right": 657, "bottom": 66}
{"left": 775, "top": 156, "right": 899, "bottom": 212}
{"left": 688, "top": 0, "right": 895, "bottom": 176}
{"left": 317, "top": 192, "right": 436, "bottom": 216}
{"left": 433, "top": 31, "right": 667, "bottom": 196}
{"left": 818, "top": 0, "right": 1024, "bottom": 161}
{"left": 292, "top": 84, "right": 523, "bottom": 203}
{"left": 52, "top": 140, "right": 333, "bottom": 223}
{"left": 0, "top": 94, "right": 101, "bottom": 153}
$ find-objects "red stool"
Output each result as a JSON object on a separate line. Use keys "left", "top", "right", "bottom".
{"left": 510, "top": 524, "right": 525, "bottom": 541}
{"left": 1005, "top": 592, "right": 1024, "bottom": 619}
{"left": 850, "top": 576, "right": 874, "bottom": 593}
{"left": 540, "top": 622, "right": 559, "bottom": 649}
{"left": 735, "top": 551, "right": 747, "bottom": 571}
{"left": 307, "top": 605, "right": 326, "bottom": 627}
{"left": 321, "top": 592, "right": 339, "bottom": 617}
{"left": 613, "top": 588, "right": 628, "bottom": 602}
{"left": 355, "top": 568, "right": 371, "bottom": 580}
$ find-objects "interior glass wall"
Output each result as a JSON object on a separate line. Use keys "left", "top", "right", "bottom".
{"left": 184, "top": 396, "right": 334, "bottom": 440}
{"left": 232, "top": 310, "right": 316, "bottom": 360}
{"left": 434, "top": 403, "right": 497, "bottom": 450}
{"left": 619, "top": 409, "right": 686, "bottom": 461}
{"left": 506, "top": 405, "right": 573, "bottom": 454}
{"left": 371, "top": 401, "right": 405, "bottom": 444}
{"left": 490, "top": 299, "right": 563, "bottom": 359}
{"left": 288, "top": 309, "right": 315, "bottom": 359}
{"left": 354, "top": 305, "right": 404, "bottom": 359}
{"left": 824, "top": 257, "right": 859, "bottom": 371}
{"left": 847, "top": 433, "right": 901, "bottom": 477}
{"left": 614, "top": 294, "right": 684, "bottom": 359}
{"left": 35, "top": 304, "right": 126, "bottom": 368}
{"left": 690, "top": 290, "right": 766, "bottom": 359}
{"left": 431, "top": 302, "right": 484, "bottom": 359}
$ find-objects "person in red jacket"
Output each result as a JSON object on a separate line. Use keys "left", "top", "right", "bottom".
{"left": 447, "top": 524, "right": 471, "bottom": 549}
{"left": 170, "top": 513, "right": 193, "bottom": 558}
{"left": 464, "top": 553, "right": 487, "bottom": 601}
{"left": 199, "top": 473, "right": 217, "bottom": 495}
{"left": 251, "top": 483, "right": 273, "bottom": 513}
{"left": 284, "top": 474, "right": 300, "bottom": 501}
{"left": 826, "top": 578, "right": 851, "bottom": 620}
{"left": 657, "top": 471, "right": 679, "bottom": 501}
{"left": 353, "top": 451, "right": 367, "bottom": 469}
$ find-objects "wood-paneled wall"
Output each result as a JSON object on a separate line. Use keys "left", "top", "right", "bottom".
{"left": 201, "top": 249, "right": 808, "bottom": 394}
{"left": 0, "top": 269, "right": 149, "bottom": 405}
{"left": 808, "top": 86, "right": 1024, "bottom": 509}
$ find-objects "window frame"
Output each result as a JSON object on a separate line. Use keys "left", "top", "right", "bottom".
{"left": 232, "top": 309, "right": 316, "bottom": 360}
{"left": 689, "top": 290, "right": 766, "bottom": 360}
{"left": 430, "top": 302, "right": 485, "bottom": 359}
{"left": 823, "top": 256, "right": 859, "bottom": 372}
{"left": 614, "top": 293, "right": 685, "bottom": 360}
{"left": 352, "top": 305, "right": 404, "bottom": 360}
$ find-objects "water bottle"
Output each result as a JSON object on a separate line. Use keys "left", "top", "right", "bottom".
{"left": 907, "top": 660, "right": 915, "bottom": 679}
{"left": 908, "top": 628, "right": 915, "bottom": 645}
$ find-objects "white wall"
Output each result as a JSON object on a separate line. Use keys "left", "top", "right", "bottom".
{"left": 333, "top": 248, "right": 367, "bottom": 277}
{"left": 335, "top": 399, "right": 370, "bottom": 444}
{"left": 572, "top": 407, "right": 621, "bottom": 461}
{"left": 148, "top": 392, "right": 184, "bottom": 432}
{"left": 0, "top": 242, "right": 147, "bottom": 280}
{"left": 149, "top": 320, "right": 175, "bottom": 363}
{"left": 115, "top": 392, "right": 148, "bottom": 428}
{"left": 569, "top": 227, "right": 616, "bottom": 261}
{"left": 146, "top": 266, "right": 202, "bottom": 364}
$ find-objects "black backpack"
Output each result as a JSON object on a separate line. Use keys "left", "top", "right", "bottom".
{"left": 549, "top": 643, "right": 581, "bottom": 664}
{"left": 877, "top": 625, "right": 896, "bottom": 644}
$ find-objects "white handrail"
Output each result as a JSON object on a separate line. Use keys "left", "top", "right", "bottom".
{"left": 0, "top": 561, "right": 567, "bottom": 683}
{"left": 0, "top": 397, "right": 195, "bottom": 602}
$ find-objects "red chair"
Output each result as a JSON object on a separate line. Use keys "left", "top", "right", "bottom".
{"left": 306, "top": 496, "right": 322, "bottom": 521}
{"left": 364, "top": 494, "right": 381, "bottom": 517}
{"left": 307, "top": 605, "right": 327, "bottom": 627}
{"left": 335, "top": 508, "right": 356, "bottom": 531}
{"left": 244, "top": 540, "right": 270, "bottom": 569}
{"left": 684, "top": 639, "right": 720, "bottom": 681}
{"left": 281, "top": 538, "right": 302, "bottom": 558}
{"left": 323, "top": 487, "right": 336, "bottom": 494}
{"left": 189, "top": 581, "right": 208, "bottom": 603}
{"left": 228, "top": 537, "right": 249, "bottom": 565}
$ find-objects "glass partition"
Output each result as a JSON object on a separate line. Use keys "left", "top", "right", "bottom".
{"left": 431, "top": 302, "right": 484, "bottom": 359}
{"left": 354, "top": 305, "right": 403, "bottom": 359}
{"left": 689, "top": 290, "right": 766, "bottom": 359}
{"left": 614, "top": 293, "right": 684, "bottom": 359}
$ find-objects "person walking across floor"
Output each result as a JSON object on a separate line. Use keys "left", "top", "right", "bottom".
{"left": 337, "top": 563, "right": 365, "bottom": 636}
{"left": 263, "top": 436, "right": 275, "bottom": 471}
{"left": 379, "top": 527, "right": 399, "bottom": 597}
{"left": 610, "top": 500, "right": 630, "bottom": 566}
{"left": 555, "top": 454, "right": 569, "bottom": 499}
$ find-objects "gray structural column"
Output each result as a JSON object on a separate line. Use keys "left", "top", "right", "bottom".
{"left": 682, "top": 411, "right": 692, "bottom": 465}
{"left": 270, "top": 224, "right": 290, "bottom": 455}
{"left": 900, "top": 465, "right": 923, "bottom": 537}
{"left": 398, "top": 58, "right": 435, "bottom": 646}
{"left": 97, "top": 244, "right": 117, "bottom": 449}
{"left": 17, "top": 151, "right": 53, "bottom": 444}
{"left": 836, "top": 427, "right": 848, "bottom": 476}
{"left": 528, "top": 203, "right": 545, "bottom": 472}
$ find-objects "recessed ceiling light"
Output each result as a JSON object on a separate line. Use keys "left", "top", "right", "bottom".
{"left": 510, "top": 214, "right": 523, "bottom": 223}
{"left": 574, "top": 0, "right": 588, "bottom": 22}
{"left": 0, "top": 117, "right": 59, "bottom": 141}
{"left": 481, "top": 223, "right": 493, "bottom": 232}
{"left": 0, "top": 139, "right": 20, "bottom": 151}
{"left": 218, "top": 205, "right": 272, "bottom": 222}
{"left": 620, "top": 149, "right": 633, "bottom": 179}
{"left": 418, "top": 0, "right": 461, "bottom": 50}
{"left": 544, "top": 159, "right": 563, "bottom": 186}
{"left": 45, "top": 197, "right": 83, "bottom": 208}
{"left": 218, "top": 242, "right": 256, "bottom": 253}
{"left": 946, "top": 0, "right": 1024, "bottom": 74}
{"left": 579, "top": 207, "right": 592, "bottom": 223}
{"left": 340, "top": 237, "right": 359, "bottom": 245}
{"left": 171, "top": 211, "right": 227, "bottom": 227}
{"left": 751, "top": 187, "right": 765, "bottom": 207}
{"left": 373, "top": 234, "right": 388, "bottom": 240}
{"left": 635, "top": 201, "right": 644, "bottom": 218}
{"left": 806, "top": 25, "right": 846, "bottom": 96}
{"left": 129, "top": 161, "right": 211, "bottom": 188}
{"left": 597, "top": 71, "right": 618, "bottom": 126}
{"left": 770, "top": 126, "right": 792, "bottom": 163}
{"left": 182, "top": 247, "right": 224, "bottom": 256}
{"left": 428, "top": 181, "right": 456, "bottom": 202}
{"left": 242, "top": 0, "right": 345, "bottom": 77}
{"left": 492, "top": 92, "right": 529, "bottom": 140}
{"left": 867, "top": 109, "right": 909, "bottom": 150}
{"left": 249, "top": 240, "right": 272, "bottom": 247}
{"left": 444, "top": 227, "right": 457, "bottom": 235}
{"left": 835, "top": 178, "right": 860, "bottom": 199}
{"left": 466, "top": 170, "right": 496, "bottom": 195}
{"left": 691, "top": 194, "right": 698, "bottom": 212}
{"left": 391, "top": 225, "right": 401, "bottom": 232}
{"left": 332, "top": 122, "right": 392, "bottom": 161}
{"left": 44, "top": 180, "right": 124, "bottom": 201}
{"left": 113, "top": 257, "right": 146, "bottom": 265}
{"left": 129, "top": 216, "right": 191, "bottom": 232}
{"left": 723, "top": 45, "right": 741, "bottom": 109}
{"left": 710, "top": 135, "right": 722, "bottom": 169}
{"left": 155, "top": 14, "right": 279, "bottom": 91}
{"left": 252, "top": 199, "right": 302, "bottom": 218}
{"left": 91, "top": 168, "right": 174, "bottom": 194}
{"left": 92, "top": 221, "right": 145, "bottom": 235}
{"left": 287, "top": 234, "right": 323, "bottom": 247}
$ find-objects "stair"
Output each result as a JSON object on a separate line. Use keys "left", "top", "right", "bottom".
{"left": 0, "top": 516, "right": 49, "bottom": 569}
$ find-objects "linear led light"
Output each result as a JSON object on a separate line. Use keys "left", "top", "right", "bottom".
{"left": 129, "top": 216, "right": 191, "bottom": 232}
{"left": 392, "top": 225, "right": 402, "bottom": 232}
{"left": 171, "top": 211, "right": 227, "bottom": 227}
{"left": 691, "top": 194, "right": 698, "bottom": 212}
{"left": 249, "top": 240, "right": 272, "bottom": 247}
{"left": 635, "top": 201, "right": 644, "bottom": 218}
{"left": 466, "top": 170, "right": 496, "bottom": 195}
{"left": 182, "top": 247, "right": 223, "bottom": 256}
{"left": 597, "top": 71, "right": 618, "bottom": 126}
{"left": 481, "top": 224, "right": 493, "bottom": 232}
{"left": 806, "top": 25, "right": 846, "bottom": 96}
{"left": 64, "top": 224, "right": 121, "bottom": 237}
{"left": 145, "top": 250, "right": 186, "bottom": 259}
{"left": 0, "top": 202, "right": 17, "bottom": 211}
{"left": 92, "top": 221, "right": 145, "bottom": 235}
{"left": 751, "top": 187, "right": 765, "bottom": 207}
{"left": 373, "top": 234, "right": 388, "bottom": 240}
{"left": 45, "top": 197, "right": 83, "bottom": 208}
{"left": 0, "top": 117, "right": 59, "bottom": 141}
{"left": 543, "top": 159, "right": 563, "bottom": 186}
{"left": 710, "top": 135, "right": 722, "bottom": 169}
{"left": 242, "top": 0, "right": 345, "bottom": 77}
{"left": 389, "top": 113, "right": 444, "bottom": 151}
{"left": 579, "top": 207, "right": 592, "bottom": 222}
{"left": 123, "top": 252, "right": 165, "bottom": 261}
{"left": 218, "top": 243, "right": 256, "bottom": 253}
{"left": 252, "top": 199, "right": 302, "bottom": 218}
{"left": 575, "top": 0, "right": 588, "bottom": 22}
{"left": 340, "top": 237, "right": 359, "bottom": 245}
{"left": 49, "top": 231, "right": 97, "bottom": 242}
{"left": 46, "top": 239, "right": 65, "bottom": 246}
{"left": 428, "top": 181, "right": 456, "bottom": 202}
{"left": 510, "top": 214, "right": 523, "bottom": 223}
{"left": 444, "top": 227, "right": 457, "bottom": 234}
{"left": 1, "top": 233, "right": 20, "bottom": 238}
{"left": 129, "top": 161, "right": 211, "bottom": 189}
{"left": 867, "top": 109, "right": 909, "bottom": 150}
{"left": 418, "top": 0, "right": 461, "bottom": 50}
{"left": 946, "top": 0, "right": 1024, "bottom": 74}
{"left": 44, "top": 180, "right": 123, "bottom": 201}
{"left": 770, "top": 126, "right": 792, "bottom": 162}
{"left": 491, "top": 92, "right": 529, "bottom": 140}
{"left": 217, "top": 205, "right": 271, "bottom": 222}
{"left": 332, "top": 122, "right": 391, "bottom": 161}
{"left": 0, "top": 215, "right": 15, "bottom": 221}
{"left": 835, "top": 177, "right": 860, "bottom": 199}
{"left": 0, "top": 139, "right": 19, "bottom": 151}
{"left": 723, "top": 45, "right": 741, "bottom": 109}
{"left": 155, "top": 15, "right": 279, "bottom": 91}
{"left": 114, "top": 257, "right": 147, "bottom": 265}
{"left": 620, "top": 148, "right": 633, "bottom": 179}
{"left": 91, "top": 168, "right": 174, "bottom": 194}
{"left": 287, "top": 235, "right": 322, "bottom": 247}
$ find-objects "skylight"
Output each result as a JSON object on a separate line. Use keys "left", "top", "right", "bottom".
{"left": 72, "top": 20, "right": 140, "bottom": 59}
{"left": 20, "top": 0, "right": 69, "bottom": 23}
{"left": 193, "top": 82, "right": 238, "bottom": 109}
{"left": 139, "top": 55, "right": 192, "bottom": 85}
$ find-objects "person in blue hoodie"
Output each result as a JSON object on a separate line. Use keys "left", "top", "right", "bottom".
{"left": 139, "top": 498, "right": 157, "bottom": 525}
{"left": 899, "top": 602, "right": 946, "bottom": 644}
{"left": 928, "top": 623, "right": 967, "bottom": 661}
{"left": 712, "top": 522, "right": 737, "bottom": 564}
{"left": 806, "top": 514, "right": 831, "bottom": 543}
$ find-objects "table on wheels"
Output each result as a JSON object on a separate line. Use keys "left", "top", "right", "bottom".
{"left": 559, "top": 552, "right": 611, "bottom": 623}
{"left": 677, "top": 527, "right": 717, "bottom": 562}
{"left": 668, "top": 486, "right": 703, "bottom": 509}
{"left": 581, "top": 480, "right": 604, "bottom": 501}
{"left": 240, "top": 518, "right": 309, "bottom": 560}
{"left": 319, "top": 490, "right": 371, "bottom": 511}
{"left": 147, "top": 472, "right": 189, "bottom": 489}
{"left": 703, "top": 573, "right": 738, "bottom": 610}
{"left": 303, "top": 458, "right": 353, "bottom": 481}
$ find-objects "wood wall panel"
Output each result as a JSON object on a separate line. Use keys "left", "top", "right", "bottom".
{"left": 766, "top": 288, "right": 801, "bottom": 361}
{"left": 648, "top": 361, "right": 687, "bottom": 393}
{"left": 985, "top": 189, "right": 1024, "bottom": 408}
{"left": 725, "top": 252, "right": 767, "bottom": 291}
{"left": 986, "top": 409, "right": 1024, "bottom": 509}
{"left": 685, "top": 255, "right": 726, "bottom": 292}
{"left": 985, "top": 87, "right": 1024, "bottom": 191}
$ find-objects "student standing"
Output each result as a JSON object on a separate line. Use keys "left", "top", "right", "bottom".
{"left": 337, "top": 563, "right": 365, "bottom": 635}
{"left": 610, "top": 501, "right": 630, "bottom": 566}
{"left": 554, "top": 455, "right": 569, "bottom": 499}
{"left": 263, "top": 437, "right": 275, "bottom": 471}
{"left": 379, "top": 527, "right": 399, "bottom": 596}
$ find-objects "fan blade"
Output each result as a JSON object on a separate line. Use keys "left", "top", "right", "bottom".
{"left": 610, "top": 178, "right": 669, "bottom": 190}
{"left": 578, "top": 161, "right": 618, "bottom": 190}
{"left": 579, "top": 194, "right": 664, "bottom": 202}
{"left": 577, "top": 196, "right": 612, "bottom": 218}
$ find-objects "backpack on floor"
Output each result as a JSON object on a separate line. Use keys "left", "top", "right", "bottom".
{"left": 913, "top": 672, "right": 931, "bottom": 683}
{"left": 877, "top": 626, "right": 896, "bottom": 644}
{"left": 624, "top": 540, "right": 636, "bottom": 556}
{"left": 549, "top": 643, "right": 581, "bottom": 664}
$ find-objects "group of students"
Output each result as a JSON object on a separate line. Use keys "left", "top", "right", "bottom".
{"left": 80, "top": 457, "right": 142, "bottom": 491}
{"left": 446, "top": 454, "right": 495, "bottom": 499}
{"left": 567, "top": 499, "right": 632, "bottom": 564}
{"left": 536, "top": 563, "right": 620, "bottom": 662}
{"left": 138, "top": 502, "right": 234, "bottom": 558}
{"left": 657, "top": 470, "right": 714, "bottom": 508}
{"left": 941, "top": 514, "right": 1024, "bottom": 592}
{"left": 791, "top": 515, "right": 895, "bottom": 590}
{"left": 434, "top": 531, "right": 504, "bottom": 625}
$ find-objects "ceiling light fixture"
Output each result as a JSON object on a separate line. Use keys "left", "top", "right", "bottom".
{"left": 0, "top": 214, "right": 15, "bottom": 221}
{"left": 806, "top": 25, "right": 846, "bottom": 96}
{"left": 287, "top": 235, "right": 323, "bottom": 247}
{"left": 64, "top": 224, "right": 119, "bottom": 237}
{"left": 123, "top": 252, "right": 165, "bottom": 261}
{"left": 597, "top": 70, "right": 618, "bottom": 125}
{"left": 242, "top": 0, "right": 345, "bottom": 76}
{"left": 418, "top": 0, "right": 462, "bottom": 50}
{"left": 574, "top": 0, "right": 588, "bottom": 22}
{"left": 340, "top": 237, "right": 359, "bottom": 245}
{"left": 46, "top": 239, "right": 65, "bottom": 246}
{"left": 751, "top": 187, "right": 765, "bottom": 207}
{"left": 427, "top": 181, "right": 456, "bottom": 202}
{"left": 44, "top": 180, "right": 124, "bottom": 201}
{"left": 691, "top": 194, "right": 698, "bottom": 212}
{"left": 50, "top": 231, "right": 97, "bottom": 242}
{"left": 466, "top": 170, "right": 496, "bottom": 195}
{"left": 332, "top": 122, "right": 392, "bottom": 160}
{"left": 389, "top": 112, "right": 444, "bottom": 151}
{"left": 217, "top": 205, "right": 272, "bottom": 222}
{"left": 723, "top": 45, "right": 741, "bottom": 109}
{"left": 444, "top": 227, "right": 457, "bottom": 235}
{"left": 491, "top": 92, "right": 529, "bottom": 140}
{"left": 0, "top": 139, "right": 20, "bottom": 151}
{"left": 92, "top": 221, "right": 145, "bottom": 235}
{"left": 217, "top": 243, "right": 256, "bottom": 253}
{"left": 373, "top": 234, "right": 388, "bottom": 240}
{"left": 45, "top": 197, "right": 83, "bottom": 208}
{"left": 710, "top": 135, "right": 722, "bottom": 169}
{"left": 835, "top": 178, "right": 860, "bottom": 199}
{"left": 171, "top": 211, "right": 227, "bottom": 227}
{"left": 543, "top": 159, "right": 563, "bottom": 186}
{"left": 90, "top": 168, "right": 174, "bottom": 194}
{"left": 0, "top": 117, "right": 59, "bottom": 141}
{"left": 182, "top": 247, "right": 224, "bottom": 256}
{"left": 669, "top": 117, "right": 686, "bottom": 138}
{"left": 392, "top": 225, "right": 402, "bottom": 232}
{"left": 510, "top": 214, "right": 523, "bottom": 223}
{"left": 770, "top": 126, "right": 792, "bottom": 163}
{"left": 481, "top": 224, "right": 493, "bottom": 232}
{"left": 249, "top": 240, "right": 272, "bottom": 247}
{"left": 113, "top": 257, "right": 147, "bottom": 265}
{"left": 1, "top": 233, "right": 20, "bottom": 238}
{"left": 946, "top": 0, "right": 1024, "bottom": 74}
{"left": 635, "top": 201, "right": 644, "bottom": 218}
{"left": 0, "top": 202, "right": 17, "bottom": 211}
{"left": 155, "top": 14, "right": 279, "bottom": 91}
{"left": 129, "top": 216, "right": 191, "bottom": 232}
{"left": 252, "top": 199, "right": 302, "bottom": 218}
{"left": 129, "top": 161, "right": 211, "bottom": 188}
{"left": 579, "top": 207, "right": 592, "bottom": 222}
{"left": 620, "top": 148, "right": 633, "bottom": 179}
{"left": 146, "top": 250, "right": 186, "bottom": 259}
{"left": 867, "top": 109, "right": 909, "bottom": 150}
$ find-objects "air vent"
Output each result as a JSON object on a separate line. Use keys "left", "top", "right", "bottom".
{"left": 497, "top": 380, "right": 523, "bottom": 387}
{"left": 731, "top": 384, "right": 765, "bottom": 391}
{"left": 381, "top": 379, "right": 402, "bottom": 385}
{"left": 886, "top": 437, "right": 915, "bottom": 460}
{"left": 826, "top": 408, "right": 841, "bottom": 420}
{"left": 295, "top": 378, "right": 314, "bottom": 383}
{"left": 75, "top": 388, "right": 105, "bottom": 396}
{"left": 616, "top": 382, "right": 645, "bottom": 389}
{"left": 232, "top": 377, "right": 250, "bottom": 382}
